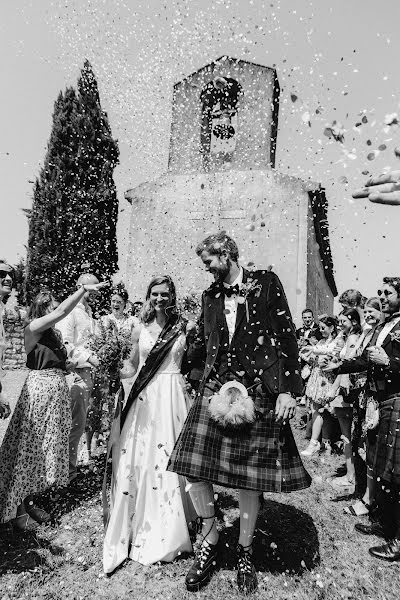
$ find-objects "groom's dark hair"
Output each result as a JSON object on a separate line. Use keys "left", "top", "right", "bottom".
{"left": 196, "top": 231, "right": 239, "bottom": 262}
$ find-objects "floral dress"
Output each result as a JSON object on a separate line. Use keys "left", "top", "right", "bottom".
{"left": 0, "top": 329, "right": 70, "bottom": 522}
{"left": 305, "top": 336, "right": 343, "bottom": 407}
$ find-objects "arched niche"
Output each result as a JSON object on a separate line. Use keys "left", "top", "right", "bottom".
{"left": 200, "top": 77, "right": 243, "bottom": 165}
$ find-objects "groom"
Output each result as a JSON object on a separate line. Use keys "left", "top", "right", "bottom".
{"left": 168, "top": 232, "right": 311, "bottom": 594}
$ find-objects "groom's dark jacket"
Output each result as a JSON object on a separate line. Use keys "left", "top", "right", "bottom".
{"left": 186, "top": 269, "right": 303, "bottom": 397}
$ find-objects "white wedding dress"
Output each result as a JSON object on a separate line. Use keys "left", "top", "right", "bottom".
{"left": 103, "top": 326, "right": 193, "bottom": 571}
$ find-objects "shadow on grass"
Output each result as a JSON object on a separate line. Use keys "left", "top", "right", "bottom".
{"left": 217, "top": 497, "right": 320, "bottom": 575}
{"left": 0, "top": 454, "right": 107, "bottom": 576}
{"left": 39, "top": 453, "right": 107, "bottom": 522}
{"left": 0, "top": 532, "right": 64, "bottom": 576}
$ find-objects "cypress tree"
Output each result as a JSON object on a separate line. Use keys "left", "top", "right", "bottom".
{"left": 25, "top": 60, "right": 119, "bottom": 305}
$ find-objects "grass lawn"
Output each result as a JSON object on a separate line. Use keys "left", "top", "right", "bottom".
{"left": 0, "top": 371, "right": 399, "bottom": 599}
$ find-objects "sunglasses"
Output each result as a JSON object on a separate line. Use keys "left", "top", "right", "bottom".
{"left": 0, "top": 270, "right": 13, "bottom": 279}
{"left": 377, "top": 289, "right": 395, "bottom": 298}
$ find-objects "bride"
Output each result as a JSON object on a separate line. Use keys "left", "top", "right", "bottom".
{"left": 103, "top": 275, "right": 195, "bottom": 571}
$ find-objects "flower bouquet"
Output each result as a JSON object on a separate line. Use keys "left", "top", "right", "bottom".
{"left": 86, "top": 319, "right": 132, "bottom": 384}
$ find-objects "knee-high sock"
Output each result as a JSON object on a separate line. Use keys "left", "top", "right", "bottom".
{"left": 238, "top": 490, "right": 260, "bottom": 549}
{"left": 188, "top": 481, "right": 219, "bottom": 544}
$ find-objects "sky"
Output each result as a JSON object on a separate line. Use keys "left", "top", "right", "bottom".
{"left": 1, "top": 0, "right": 400, "bottom": 303}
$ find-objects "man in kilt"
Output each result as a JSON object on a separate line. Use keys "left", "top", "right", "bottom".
{"left": 167, "top": 232, "right": 311, "bottom": 594}
{"left": 325, "top": 277, "right": 400, "bottom": 562}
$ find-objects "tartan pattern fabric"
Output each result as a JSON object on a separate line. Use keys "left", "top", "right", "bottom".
{"left": 374, "top": 394, "right": 400, "bottom": 487}
{"left": 168, "top": 375, "right": 311, "bottom": 492}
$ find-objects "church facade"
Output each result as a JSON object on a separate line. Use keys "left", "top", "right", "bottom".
{"left": 122, "top": 56, "right": 337, "bottom": 323}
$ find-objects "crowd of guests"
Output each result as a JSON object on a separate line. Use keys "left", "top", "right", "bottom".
{"left": 296, "top": 282, "right": 400, "bottom": 561}
{"left": 0, "top": 167, "right": 400, "bottom": 595}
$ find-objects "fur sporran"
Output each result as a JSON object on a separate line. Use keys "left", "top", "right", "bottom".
{"left": 208, "top": 381, "right": 256, "bottom": 429}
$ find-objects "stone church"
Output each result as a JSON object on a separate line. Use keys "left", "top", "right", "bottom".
{"left": 122, "top": 56, "right": 337, "bottom": 323}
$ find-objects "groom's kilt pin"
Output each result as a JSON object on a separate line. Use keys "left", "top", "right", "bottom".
{"left": 168, "top": 378, "right": 311, "bottom": 492}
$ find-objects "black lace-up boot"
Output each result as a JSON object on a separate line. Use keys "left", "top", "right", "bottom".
{"left": 236, "top": 543, "right": 258, "bottom": 594}
{"left": 185, "top": 516, "right": 219, "bottom": 592}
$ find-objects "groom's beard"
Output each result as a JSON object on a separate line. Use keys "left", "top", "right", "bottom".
{"left": 213, "top": 258, "right": 231, "bottom": 283}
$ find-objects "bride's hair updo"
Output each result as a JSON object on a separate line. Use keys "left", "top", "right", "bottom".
{"left": 140, "top": 275, "right": 178, "bottom": 324}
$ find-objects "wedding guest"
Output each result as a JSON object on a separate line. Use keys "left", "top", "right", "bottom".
{"left": 56, "top": 274, "right": 102, "bottom": 492}
{"left": 296, "top": 308, "right": 322, "bottom": 342}
{"left": 344, "top": 297, "right": 384, "bottom": 517}
{"left": 296, "top": 309, "right": 322, "bottom": 414}
{"left": 339, "top": 289, "right": 365, "bottom": 327}
{"left": 167, "top": 232, "right": 310, "bottom": 594}
{"left": 0, "top": 260, "right": 13, "bottom": 420}
{"left": 328, "top": 308, "right": 362, "bottom": 493}
{"left": 353, "top": 169, "right": 400, "bottom": 205}
{"left": 102, "top": 284, "right": 139, "bottom": 335}
{"left": 103, "top": 276, "right": 195, "bottom": 571}
{"left": 324, "top": 277, "right": 400, "bottom": 561}
{"left": 300, "top": 316, "right": 342, "bottom": 457}
{"left": 0, "top": 281, "right": 105, "bottom": 531}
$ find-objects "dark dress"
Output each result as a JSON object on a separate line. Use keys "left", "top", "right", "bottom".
{"left": 0, "top": 328, "right": 70, "bottom": 522}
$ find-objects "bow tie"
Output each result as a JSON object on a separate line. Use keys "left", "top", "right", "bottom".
{"left": 223, "top": 283, "right": 240, "bottom": 297}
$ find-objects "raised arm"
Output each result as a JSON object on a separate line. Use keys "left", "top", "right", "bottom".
{"left": 27, "top": 282, "right": 106, "bottom": 337}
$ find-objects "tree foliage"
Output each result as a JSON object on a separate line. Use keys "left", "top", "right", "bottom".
{"left": 25, "top": 60, "right": 119, "bottom": 306}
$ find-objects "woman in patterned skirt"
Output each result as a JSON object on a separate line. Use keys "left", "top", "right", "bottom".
{"left": 0, "top": 280, "right": 105, "bottom": 531}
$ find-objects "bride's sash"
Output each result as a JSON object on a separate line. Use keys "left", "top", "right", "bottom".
{"left": 102, "top": 314, "right": 186, "bottom": 527}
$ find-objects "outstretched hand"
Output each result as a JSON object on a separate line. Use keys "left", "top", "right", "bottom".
{"left": 366, "top": 346, "right": 390, "bottom": 366}
{"left": 275, "top": 393, "right": 296, "bottom": 423}
{"left": 321, "top": 361, "right": 338, "bottom": 372}
{"left": 353, "top": 170, "right": 400, "bottom": 205}
{"left": 84, "top": 281, "right": 108, "bottom": 292}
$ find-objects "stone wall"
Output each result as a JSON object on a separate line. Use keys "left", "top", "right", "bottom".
{"left": 3, "top": 307, "right": 27, "bottom": 370}
{"left": 123, "top": 169, "right": 334, "bottom": 325}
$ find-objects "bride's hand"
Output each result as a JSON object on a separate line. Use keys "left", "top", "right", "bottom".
{"left": 186, "top": 320, "right": 197, "bottom": 338}
{"left": 120, "top": 359, "right": 136, "bottom": 379}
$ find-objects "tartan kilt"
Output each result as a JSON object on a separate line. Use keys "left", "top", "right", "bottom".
{"left": 167, "top": 378, "right": 311, "bottom": 493}
{"left": 373, "top": 394, "right": 400, "bottom": 488}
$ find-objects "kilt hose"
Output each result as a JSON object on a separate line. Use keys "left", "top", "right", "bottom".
{"left": 167, "top": 375, "right": 311, "bottom": 493}
{"left": 374, "top": 394, "right": 400, "bottom": 488}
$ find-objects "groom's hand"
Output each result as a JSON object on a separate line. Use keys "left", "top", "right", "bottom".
{"left": 275, "top": 393, "right": 296, "bottom": 423}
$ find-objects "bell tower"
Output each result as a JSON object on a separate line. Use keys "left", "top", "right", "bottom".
{"left": 168, "top": 55, "right": 280, "bottom": 173}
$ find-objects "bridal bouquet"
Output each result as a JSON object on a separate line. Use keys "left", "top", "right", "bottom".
{"left": 86, "top": 319, "right": 132, "bottom": 378}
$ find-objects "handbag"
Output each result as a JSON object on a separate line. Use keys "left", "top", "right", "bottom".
{"left": 208, "top": 381, "right": 256, "bottom": 429}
